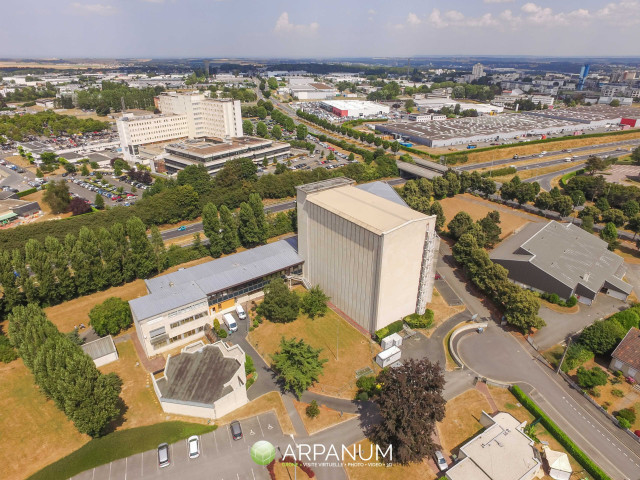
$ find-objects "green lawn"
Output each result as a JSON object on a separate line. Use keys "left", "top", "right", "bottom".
{"left": 27, "top": 422, "right": 217, "bottom": 480}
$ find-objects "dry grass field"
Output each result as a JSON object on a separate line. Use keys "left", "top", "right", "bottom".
{"left": 438, "top": 193, "right": 539, "bottom": 238}
{"left": 249, "top": 306, "right": 380, "bottom": 399}
{"left": 292, "top": 400, "right": 357, "bottom": 434}
{"left": 44, "top": 280, "right": 148, "bottom": 332}
{"left": 343, "top": 439, "right": 436, "bottom": 480}
{"left": 0, "top": 359, "right": 90, "bottom": 480}
{"left": 437, "top": 389, "right": 491, "bottom": 453}
{"left": 21, "top": 189, "right": 74, "bottom": 222}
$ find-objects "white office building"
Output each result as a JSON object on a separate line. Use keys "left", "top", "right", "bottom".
{"left": 117, "top": 92, "right": 242, "bottom": 161}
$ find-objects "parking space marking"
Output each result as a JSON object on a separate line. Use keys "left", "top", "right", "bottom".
{"left": 214, "top": 429, "right": 220, "bottom": 453}
{"left": 141, "top": 451, "right": 143, "bottom": 477}
{"left": 257, "top": 415, "right": 265, "bottom": 437}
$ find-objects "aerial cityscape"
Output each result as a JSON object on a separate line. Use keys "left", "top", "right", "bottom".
{"left": 2, "top": 1, "right": 640, "bottom": 480}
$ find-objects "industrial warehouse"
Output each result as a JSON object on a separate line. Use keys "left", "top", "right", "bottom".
{"left": 129, "top": 179, "right": 438, "bottom": 356}
{"left": 319, "top": 100, "right": 390, "bottom": 118}
{"left": 375, "top": 105, "right": 640, "bottom": 147}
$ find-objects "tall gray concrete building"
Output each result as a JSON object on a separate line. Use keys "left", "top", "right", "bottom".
{"left": 296, "top": 178, "right": 438, "bottom": 334}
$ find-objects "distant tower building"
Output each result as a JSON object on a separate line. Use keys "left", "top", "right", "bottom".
{"left": 203, "top": 60, "right": 210, "bottom": 78}
{"left": 577, "top": 64, "right": 590, "bottom": 91}
{"left": 472, "top": 63, "right": 484, "bottom": 79}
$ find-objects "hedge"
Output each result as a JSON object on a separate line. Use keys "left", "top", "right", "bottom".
{"left": 560, "top": 169, "right": 585, "bottom": 187}
{"left": 404, "top": 310, "right": 434, "bottom": 329}
{"left": 17, "top": 187, "right": 37, "bottom": 198}
{"left": 375, "top": 320, "right": 404, "bottom": 343}
{"left": 481, "top": 166, "right": 517, "bottom": 177}
{"left": 510, "top": 385, "right": 611, "bottom": 480}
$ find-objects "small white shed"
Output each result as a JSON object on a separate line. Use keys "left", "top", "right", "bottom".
{"left": 381, "top": 332, "right": 403, "bottom": 350}
{"left": 376, "top": 346, "right": 401, "bottom": 368}
{"left": 81, "top": 335, "right": 119, "bottom": 367}
{"left": 543, "top": 446, "right": 572, "bottom": 480}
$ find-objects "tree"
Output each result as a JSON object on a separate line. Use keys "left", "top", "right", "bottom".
{"left": 296, "top": 123, "right": 308, "bottom": 140}
{"left": 595, "top": 197, "right": 610, "bottom": 212}
{"left": 69, "top": 197, "right": 91, "bottom": 216}
{"left": 300, "top": 286, "right": 330, "bottom": 319}
{"left": 176, "top": 164, "right": 211, "bottom": 195}
{"left": 502, "top": 286, "right": 545, "bottom": 332}
{"left": 627, "top": 215, "right": 640, "bottom": 239}
{"left": 306, "top": 400, "right": 320, "bottom": 418}
{"left": 429, "top": 201, "right": 445, "bottom": 231}
{"left": 622, "top": 200, "right": 640, "bottom": 219}
{"left": 581, "top": 215, "right": 594, "bottom": 233}
{"left": 202, "top": 202, "right": 223, "bottom": 258}
{"left": 447, "top": 211, "right": 473, "bottom": 239}
{"left": 270, "top": 337, "right": 327, "bottom": 398}
{"left": 576, "top": 366, "right": 608, "bottom": 389}
{"left": 272, "top": 125, "right": 282, "bottom": 140}
{"left": 219, "top": 205, "right": 240, "bottom": 254}
{"left": 600, "top": 222, "right": 619, "bottom": 251}
{"left": 256, "top": 122, "right": 268, "bottom": 138}
{"left": 36, "top": 168, "right": 44, "bottom": 178}
{"left": 126, "top": 216, "right": 156, "bottom": 278}
{"left": 453, "top": 233, "right": 479, "bottom": 265}
{"left": 238, "top": 202, "right": 261, "bottom": 247}
{"left": 81, "top": 164, "right": 90, "bottom": 176}
{"left": 554, "top": 195, "right": 574, "bottom": 217}
{"left": 585, "top": 156, "right": 606, "bottom": 175}
{"left": 371, "top": 359, "right": 446, "bottom": 464}
{"left": 248, "top": 193, "right": 269, "bottom": 244}
{"left": 64, "top": 163, "right": 77, "bottom": 174}
{"left": 256, "top": 106, "right": 268, "bottom": 120}
{"left": 257, "top": 278, "right": 300, "bottom": 323}
{"left": 631, "top": 146, "right": 640, "bottom": 166}
{"left": 42, "top": 180, "right": 70, "bottom": 214}
{"left": 243, "top": 119, "right": 254, "bottom": 136}
{"left": 149, "top": 225, "right": 167, "bottom": 272}
{"left": 610, "top": 99, "right": 620, "bottom": 107}
{"left": 580, "top": 319, "right": 625, "bottom": 355}
{"left": 478, "top": 212, "right": 502, "bottom": 247}
{"left": 89, "top": 297, "right": 133, "bottom": 336}
{"left": 601, "top": 208, "right": 627, "bottom": 227}
{"left": 94, "top": 194, "right": 105, "bottom": 210}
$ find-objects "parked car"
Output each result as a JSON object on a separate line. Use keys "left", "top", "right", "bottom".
{"left": 158, "top": 443, "right": 170, "bottom": 468}
{"left": 177, "top": 225, "right": 186, "bottom": 231}
{"left": 223, "top": 313, "right": 238, "bottom": 332}
{"left": 187, "top": 435, "right": 200, "bottom": 459}
{"left": 434, "top": 451, "right": 448, "bottom": 471}
{"left": 235, "top": 304, "right": 247, "bottom": 320}
{"left": 230, "top": 420, "right": 243, "bottom": 440}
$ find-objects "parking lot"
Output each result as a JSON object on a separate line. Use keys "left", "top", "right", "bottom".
{"left": 70, "top": 412, "right": 293, "bottom": 480}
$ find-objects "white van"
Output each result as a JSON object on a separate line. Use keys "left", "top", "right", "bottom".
{"left": 235, "top": 304, "right": 247, "bottom": 320}
{"left": 223, "top": 313, "right": 238, "bottom": 332}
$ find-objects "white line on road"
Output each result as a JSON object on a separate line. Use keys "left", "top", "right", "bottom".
{"left": 141, "top": 451, "right": 144, "bottom": 477}
{"left": 109, "top": 461, "right": 112, "bottom": 480}
{"left": 125, "top": 456, "right": 127, "bottom": 480}
{"left": 214, "top": 429, "right": 219, "bottom": 453}
{"left": 257, "top": 415, "right": 265, "bottom": 437}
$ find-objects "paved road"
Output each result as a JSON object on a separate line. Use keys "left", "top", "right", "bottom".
{"left": 437, "top": 242, "right": 640, "bottom": 480}
{"left": 523, "top": 162, "right": 586, "bottom": 191}
{"left": 458, "top": 139, "right": 640, "bottom": 172}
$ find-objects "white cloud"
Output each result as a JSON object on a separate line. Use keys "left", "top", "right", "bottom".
{"left": 425, "top": 8, "right": 498, "bottom": 28}
{"left": 368, "top": 9, "right": 376, "bottom": 15}
{"left": 406, "top": 12, "right": 422, "bottom": 25}
{"left": 484, "top": 0, "right": 513, "bottom": 3}
{"left": 274, "top": 12, "right": 319, "bottom": 35}
{"left": 70, "top": 2, "right": 118, "bottom": 15}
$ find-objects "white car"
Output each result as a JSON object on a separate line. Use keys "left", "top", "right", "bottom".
{"left": 434, "top": 451, "right": 448, "bottom": 471}
{"left": 187, "top": 435, "right": 200, "bottom": 459}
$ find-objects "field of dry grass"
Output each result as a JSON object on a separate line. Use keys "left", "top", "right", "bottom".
{"left": 439, "top": 193, "right": 539, "bottom": 238}
{"left": 343, "top": 439, "right": 436, "bottom": 480}
{"left": 44, "top": 280, "right": 147, "bottom": 332}
{"left": 292, "top": 400, "right": 357, "bottom": 435}
{"left": 215, "top": 392, "right": 296, "bottom": 435}
{"left": 21, "top": 189, "right": 74, "bottom": 222}
{"left": 249, "top": 306, "right": 380, "bottom": 399}
{"left": 437, "top": 388, "right": 491, "bottom": 453}
{"left": 0, "top": 359, "right": 90, "bottom": 480}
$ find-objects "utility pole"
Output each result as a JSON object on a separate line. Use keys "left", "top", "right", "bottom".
{"left": 556, "top": 336, "right": 573, "bottom": 374}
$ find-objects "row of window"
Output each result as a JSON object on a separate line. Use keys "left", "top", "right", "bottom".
{"left": 169, "top": 326, "right": 205, "bottom": 344}
{"left": 169, "top": 311, "right": 206, "bottom": 329}
{"left": 208, "top": 266, "right": 302, "bottom": 304}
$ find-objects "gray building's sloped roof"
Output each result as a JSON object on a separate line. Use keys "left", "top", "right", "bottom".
{"left": 129, "top": 281, "right": 206, "bottom": 321}
{"left": 355, "top": 181, "right": 408, "bottom": 207}
{"left": 156, "top": 345, "right": 240, "bottom": 406}
{"left": 612, "top": 327, "right": 640, "bottom": 371}
{"left": 145, "top": 237, "right": 302, "bottom": 295}
{"left": 491, "top": 221, "right": 631, "bottom": 295}
{"left": 81, "top": 335, "right": 117, "bottom": 360}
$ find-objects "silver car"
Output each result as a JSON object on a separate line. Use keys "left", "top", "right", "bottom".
{"left": 434, "top": 450, "right": 448, "bottom": 471}
{"left": 187, "top": 435, "right": 200, "bottom": 459}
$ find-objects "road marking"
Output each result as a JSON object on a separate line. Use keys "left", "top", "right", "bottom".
{"left": 213, "top": 429, "right": 220, "bottom": 453}
{"left": 251, "top": 468, "right": 257, "bottom": 480}
{"left": 109, "top": 461, "right": 112, "bottom": 480}
{"left": 92, "top": 468, "right": 95, "bottom": 480}
{"left": 257, "top": 415, "right": 265, "bottom": 437}
{"left": 124, "top": 457, "right": 127, "bottom": 480}
{"left": 141, "top": 451, "right": 144, "bottom": 477}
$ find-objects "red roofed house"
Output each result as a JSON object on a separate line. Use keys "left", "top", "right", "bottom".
{"left": 610, "top": 327, "right": 640, "bottom": 382}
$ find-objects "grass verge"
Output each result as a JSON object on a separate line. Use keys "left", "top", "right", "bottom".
{"left": 27, "top": 422, "right": 217, "bottom": 480}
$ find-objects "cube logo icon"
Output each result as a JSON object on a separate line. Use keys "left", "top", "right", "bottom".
{"left": 251, "top": 440, "right": 276, "bottom": 465}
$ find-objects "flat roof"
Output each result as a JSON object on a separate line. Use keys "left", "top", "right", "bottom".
{"left": 129, "top": 281, "right": 207, "bottom": 321}
{"left": 447, "top": 412, "right": 540, "bottom": 480}
{"left": 81, "top": 335, "right": 117, "bottom": 360}
{"left": 491, "top": 221, "right": 631, "bottom": 295}
{"left": 145, "top": 237, "right": 303, "bottom": 295}
{"left": 523, "top": 105, "right": 640, "bottom": 123}
{"left": 306, "top": 184, "right": 427, "bottom": 235}
{"left": 165, "top": 136, "right": 274, "bottom": 157}
{"left": 156, "top": 344, "right": 240, "bottom": 406}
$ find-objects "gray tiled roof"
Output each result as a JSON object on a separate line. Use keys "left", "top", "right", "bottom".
{"left": 612, "top": 328, "right": 640, "bottom": 371}
{"left": 129, "top": 281, "right": 206, "bottom": 321}
{"left": 356, "top": 181, "right": 408, "bottom": 207}
{"left": 81, "top": 335, "right": 117, "bottom": 360}
{"left": 145, "top": 237, "right": 302, "bottom": 295}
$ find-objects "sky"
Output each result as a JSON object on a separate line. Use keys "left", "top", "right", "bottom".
{"left": 1, "top": 0, "right": 640, "bottom": 59}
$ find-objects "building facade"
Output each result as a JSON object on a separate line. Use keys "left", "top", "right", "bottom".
{"left": 296, "top": 178, "right": 438, "bottom": 334}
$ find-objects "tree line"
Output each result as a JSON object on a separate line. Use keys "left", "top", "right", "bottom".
{"left": 8, "top": 304, "right": 122, "bottom": 437}
{"left": 75, "top": 81, "right": 165, "bottom": 114}
{"left": 0, "top": 111, "right": 109, "bottom": 141}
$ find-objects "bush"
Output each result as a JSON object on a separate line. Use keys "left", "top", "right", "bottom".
{"left": 561, "top": 343, "right": 594, "bottom": 372}
{"left": 576, "top": 366, "right": 609, "bottom": 389}
{"left": 566, "top": 296, "right": 578, "bottom": 307}
{"left": 611, "top": 389, "right": 624, "bottom": 398}
{"left": 609, "top": 309, "right": 640, "bottom": 332}
{"left": 357, "top": 392, "right": 369, "bottom": 401}
{"left": 88, "top": 297, "right": 133, "bottom": 336}
{"left": 306, "top": 400, "right": 320, "bottom": 418}
{"left": 245, "top": 354, "right": 255, "bottom": 376}
{"left": 618, "top": 417, "right": 632, "bottom": 429}
{"left": 356, "top": 375, "right": 377, "bottom": 397}
{"left": 218, "top": 329, "right": 228, "bottom": 339}
{"left": 375, "top": 320, "right": 404, "bottom": 343}
{"left": 404, "top": 310, "right": 434, "bottom": 329}
{"left": 617, "top": 407, "right": 636, "bottom": 424}
{"left": 510, "top": 385, "right": 611, "bottom": 480}
{"left": 0, "top": 335, "right": 17, "bottom": 363}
